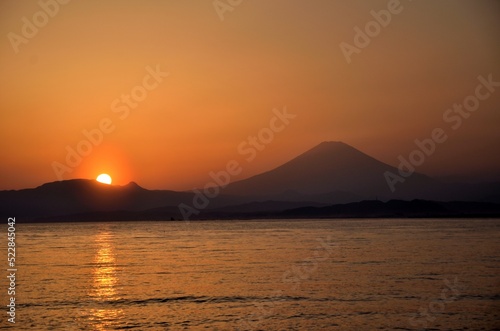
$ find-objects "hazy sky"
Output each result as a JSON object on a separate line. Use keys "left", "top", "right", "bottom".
{"left": 1, "top": 0, "right": 499, "bottom": 190}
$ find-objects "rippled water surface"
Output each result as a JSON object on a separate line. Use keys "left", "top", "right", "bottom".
{"left": 1, "top": 219, "right": 499, "bottom": 330}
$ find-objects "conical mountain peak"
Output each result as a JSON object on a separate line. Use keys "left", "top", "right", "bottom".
{"left": 224, "top": 142, "right": 436, "bottom": 199}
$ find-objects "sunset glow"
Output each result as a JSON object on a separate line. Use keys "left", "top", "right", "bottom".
{"left": 0, "top": 2, "right": 499, "bottom": 329}
{"left": 0, "top": 1, "right": 499, "bottom": 191}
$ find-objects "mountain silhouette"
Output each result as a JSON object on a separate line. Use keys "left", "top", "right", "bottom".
{"left": 200, "top": 199, "right": 500, "bottom": 219}
{"left": 1, "top": 142, "right": 499, "bottom": 221}
{"left": 0, "top": 179, "right": 192, "bottom": 219}
{"left": 224, "top": 141, "right": 441, "bottom": 201}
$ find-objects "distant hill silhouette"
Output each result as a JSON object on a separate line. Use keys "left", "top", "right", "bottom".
{"left": 278, "top": 199, "right": 500, "bottom": 219}
{"left": 31, "top": 199, "right": 500, "bottom": 222}
{"left": 1, "top": 141, "right": 499, "bottom": 221}
{"left": 0, "top": 179, "right": 193, "bottom": 219}
{"left": 223, "top": 141, "right": 498, "bottom": 202}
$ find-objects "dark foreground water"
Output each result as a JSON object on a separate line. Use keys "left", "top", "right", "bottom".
{"left": 1, "top": 219, "right": 499, "bottom": 330}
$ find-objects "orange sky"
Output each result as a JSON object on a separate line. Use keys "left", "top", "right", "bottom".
{"left": 1, "top": 0, "right": 499, "bottom": 190}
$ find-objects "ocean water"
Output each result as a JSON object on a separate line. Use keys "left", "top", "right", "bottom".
{"left": 1, "top": 219, "right": 499, "bottom": 330}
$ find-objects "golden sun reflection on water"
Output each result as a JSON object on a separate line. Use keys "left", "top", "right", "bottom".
{"left": 88, "top": 230, "right": 123, "bottom": 330}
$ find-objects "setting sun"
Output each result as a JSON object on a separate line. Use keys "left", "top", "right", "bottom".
{"left": 96, "top": 174, "right": 112, "bottom": 185}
